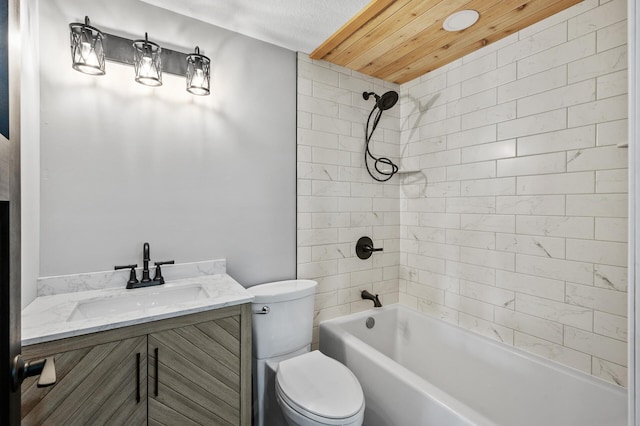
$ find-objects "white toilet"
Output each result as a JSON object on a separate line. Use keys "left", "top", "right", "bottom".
{"left": 248, "top": 280, "right": 365, "bottom": 426}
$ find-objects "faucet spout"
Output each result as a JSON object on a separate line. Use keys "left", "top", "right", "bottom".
{"left": 141, "top": 242, "right": 151, "bottom": 283}
{"left": 361, "top": 290, "right": 382, "bottom": 307}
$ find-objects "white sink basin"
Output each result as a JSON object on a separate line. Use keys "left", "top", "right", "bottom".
{"left": 67, "top": 285, "right": 210, "bottom": 322}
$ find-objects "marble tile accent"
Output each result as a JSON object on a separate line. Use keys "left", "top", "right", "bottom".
{"left": 461, "top": 140, "right": 516, "bottom": 164}
{"left": 37, "top": 259, "right": 227, "bottom": 296}
{"left": 445, "top": 292, "right": 494, "bottom": 321}
{"left": 461, "top": 177, "right": 515, "bottom": 197}
{"left": 594, "top": 264, "right": 628, "bottom": 292}
{"left": 495, "top": 233, "right": 565, "bottom": 259}
{"left": 566, "top": 194, "right": 628, "bottom": 217}
{"left": 567, "top": 145, "right": 628, "bottom": 172}
{"left": 496, "top": 195, "right": 565, "bottom": 215}
{"left": 516, "top": 215, "right": 594, "bottom": 239}
{"left": 565, "top": 326, "right": 627, "bottom": 366}
{"left": 446, "top": 229, "right": 496, "bottom": 250}
{"left": 516, "top": 294, "right": 593, "bottom": 331}
{"left": 594, "top": 311, "right": 627, "bottom": 341}
{"left": 494, "top": 307, "right": 563, "bottom": 344}
{"left": 517, "top": 126, "right": 595, "bottom": 156}
{"left": 497, "top": 66, "right": 567, "bottom": 103}
{"left": 566, "top": 282, "right": 627, "bottom": 317}
{"left": 460, "top": 214, "right": 515, "bottom": 233}
{"left": 497, "top": 109, "right": 567, "bottom": 140}
{"left": 498, "top": 152, "right": 567, "bottom": 177}
{"left": 566, "top": 239, "right": 627, "bottom": 267}
{"left": 592, "top": 357, "right": 627, "bottom": 387}
{"left": 514, "top": 332, "right": 591, "bottom": 374}
{"left": 597, "top": 118, "right": 628, "bottom": 147}
{"left": 517, "top": 33, "right": 595, "bottom": 79}
{"left": 495, "top": 270, "right": 565, "bottom": 301}
{"left": 596, "top": 169, "right": 628, "bottom": 193}
{"left": 498, "top": 22, "right": 568, "bottom": 67}
{"left": 458, "top": 313, "right": 514, "bottom": 344}
{"left": 517, "top": 171, "right": 595, "bottom": 195}
{"left": 516, "top": 254, "right": 593, "bottom": 285}
{"left": 568, "top": 95, "right": 628, "bottom": 127}
{"left": 568, "top": 45, "right": 627, "bottom": 84}
{"left": 446, "top": 125, "right": 496, "bottom": 149}
{"left": 460, "top": 280, "right": 515, "bottom": 308}
{"left": 517, "top": 79, "right": 595, "bottom": 118}
{"left": 459, "top": 247, "right": 515, "bottom": 271}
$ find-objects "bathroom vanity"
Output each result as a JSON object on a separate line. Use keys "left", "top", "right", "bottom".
{"left": 20, "top": 261, "right": 253, "bottom": 425}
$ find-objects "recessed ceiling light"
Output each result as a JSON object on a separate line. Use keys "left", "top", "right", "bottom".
{"left": 443, "top": 10, "right": 480, "bottom": 32}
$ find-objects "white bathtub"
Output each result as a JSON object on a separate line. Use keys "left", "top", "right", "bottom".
{"left": 319, "top": 305, "right": 627, "bottom": 426}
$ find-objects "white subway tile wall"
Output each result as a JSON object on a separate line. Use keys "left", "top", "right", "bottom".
{"left": 297, "top": 0, "right": 628, "bottom": 387}
{"left": 297, "top": 54, "right": 401, "bottom": 347}
{"left": 398, "top": 0, "right": 627, "bottom": 386}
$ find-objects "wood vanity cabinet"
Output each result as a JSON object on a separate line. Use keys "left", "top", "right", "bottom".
{"left": 20, "top": 304, "right": 251, "bottom": 425}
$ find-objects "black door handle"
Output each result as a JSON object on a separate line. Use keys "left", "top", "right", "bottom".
{"left": 11, "top": 354, "right": 56, "bottom": 391}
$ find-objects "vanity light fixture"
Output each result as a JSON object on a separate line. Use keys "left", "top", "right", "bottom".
{"left": 186, "top": 46, "right": 211, "bottom": 96}
{"left": 68, "top": 16, "right": 212, "bottom": 95}
{"left": 133, "top": 33, "right": 162, "bottom": 87}
{"left": 69, "top": 16, "right": 106, "bottom": 76}
{"left": 443, "top": 10, "right": 480, "bottom": 32}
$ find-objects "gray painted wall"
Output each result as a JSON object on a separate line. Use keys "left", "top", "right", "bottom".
{"left": 36, "top": 0, "right": 296, "bottom": 289}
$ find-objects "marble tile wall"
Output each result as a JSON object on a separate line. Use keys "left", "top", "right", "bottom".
{"left": 296, "top": 54, "right": 401, "bottom": 346}
{"left": 397, "top": 0, "right": 628, "bottom": 386}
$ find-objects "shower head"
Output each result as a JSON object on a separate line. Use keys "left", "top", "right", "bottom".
{"left": 363, "top": 90, "right": 399, "bottom": 111}
{"left": 377, "top": 91, "right": 399, "bottom": 110}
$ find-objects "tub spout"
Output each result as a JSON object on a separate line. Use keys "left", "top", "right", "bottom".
{"left": 362, "top": 290, "right": 382, "bottom": 307}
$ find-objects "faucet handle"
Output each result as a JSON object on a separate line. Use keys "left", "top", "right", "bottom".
{"left": 356, "top": 236, "right": 383, "bottom": 260}
{"left": 115, "top": 264, "right": 139, "bottom": 288}
{"left": 153, "top": 260, "right": 175, "bottom": 284}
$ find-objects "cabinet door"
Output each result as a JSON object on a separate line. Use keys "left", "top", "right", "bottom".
{"left": 21, "top": 335, "right": 147, "bottom": 425}
{"left": 149, "top": 315, "right": 242, "bottom": 425}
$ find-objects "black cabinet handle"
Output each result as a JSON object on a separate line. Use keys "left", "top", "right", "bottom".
{"left": 154, "top": 348, "right": 159, "bottom": 397}
{"left": 135, "top": 352, "right": 140, "bottom": 403}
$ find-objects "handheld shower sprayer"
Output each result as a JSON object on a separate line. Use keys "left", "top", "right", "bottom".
{"left": 363, "top": 90, "right": 399, "bottom": 182}
{"left": 363, "top": 91, "right": 399, "bottom": 111}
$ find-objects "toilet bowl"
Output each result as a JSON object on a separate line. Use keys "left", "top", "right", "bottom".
{"left": 275, "top": 351, "right": 365, "bottom": 426}
{"left": 248, "top": 280, "right": 365, "bottom": 426}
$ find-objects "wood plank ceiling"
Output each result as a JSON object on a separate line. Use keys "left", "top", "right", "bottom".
{"left": 310, "top": 0, "right": 583, "bottom": 84}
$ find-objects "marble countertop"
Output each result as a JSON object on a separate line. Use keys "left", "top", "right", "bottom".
{"left": 22, "top": 274, "right": 253, "bottom": 346}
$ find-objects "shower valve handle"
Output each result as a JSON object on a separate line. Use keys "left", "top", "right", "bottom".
{"left": 356, "top": 236, "right": 383, "bottom": 260}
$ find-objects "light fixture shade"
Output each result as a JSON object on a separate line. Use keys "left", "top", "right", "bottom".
{"left": 69, "top": 16, "right": 106, "bottom": 75}
{"left": 443, "top": 10, "right": 480, "bottom": 32}
{"left": 186, "top": 46, "right": 211, "bottom": 96}
{"left": 133, "top": 33, "right": 162, "bottom": 87}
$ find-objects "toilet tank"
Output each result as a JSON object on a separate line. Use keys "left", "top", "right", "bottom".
{"left": 248, "top": 280, "right": 317, "bottom": 359}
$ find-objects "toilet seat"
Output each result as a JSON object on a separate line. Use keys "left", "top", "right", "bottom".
{"left": 275, "top": 351, "right": 365, "bottom": 425}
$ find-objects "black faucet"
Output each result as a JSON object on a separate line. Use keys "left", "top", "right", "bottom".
{"left": 361, "top": 290, "right": 382, "bottom": 307}
{"left": 141, "top": 242, "right": 152, "bottom": 283}
{"left": 115, "top": 242, "right": 174, "bottom": 289}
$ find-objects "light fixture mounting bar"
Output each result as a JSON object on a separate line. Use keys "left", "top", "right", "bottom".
{"left": 103, "top": 33, "right": 188, "bottom": 77}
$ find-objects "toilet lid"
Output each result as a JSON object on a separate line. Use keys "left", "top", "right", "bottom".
{"left": 276, "top": 351, "right": 364, "bottom": 420}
